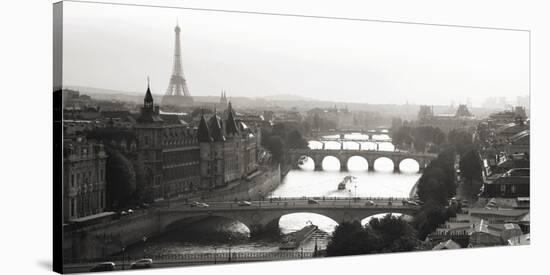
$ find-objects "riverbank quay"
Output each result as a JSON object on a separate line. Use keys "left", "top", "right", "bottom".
{"left": 63, "top": 250, "right": 320, "bottom": 273}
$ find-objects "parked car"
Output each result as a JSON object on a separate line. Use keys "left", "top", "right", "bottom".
{"left": 90, "top": 262, "right": 115, "bottom": 272}
{"left": 402, "top": 200, "right": 419, "bottom": 206}
{"left": 198, "top": 202, "right": 210, "bottom": 208}
{"left": 189, "top": 201, "right": 201, "bottom": 207}
{"left": 308, "top": 199, "right": 320, "bottom": 205}
{"left": 364, "top": 200, "right": 375, "bottom": 206}
{"left": 119, "top": 211, "right": 128, "bottom": 216}
{"left": 130, "top": 258, "right": 153, "bottom": 269}
{"left": 238, "top": 201, "right": 252, "bottom": 206}
{"left": 127, "top": 209, "right": 134, "bottom": 214}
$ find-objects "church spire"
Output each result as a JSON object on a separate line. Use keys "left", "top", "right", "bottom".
{"left": 144, "top": 76, "right": 154, "bottom": 109}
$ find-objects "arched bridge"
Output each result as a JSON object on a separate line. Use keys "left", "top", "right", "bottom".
{"left": 289, "top": 148, "right": 437, "bottom": 172}
{"left": 159, "top": 198, "right": 419, "bottom": 236}
{"left": 309, "top": 129, "right": 389, "bottom": 140}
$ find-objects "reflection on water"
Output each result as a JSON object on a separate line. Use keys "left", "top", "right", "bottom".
{"left": 279, "top": 213, "right": 338, "bottom": 234}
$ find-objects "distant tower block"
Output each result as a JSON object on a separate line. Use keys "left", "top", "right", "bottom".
{"left": 161, "top": 22, "right": 194, "bottom": 107}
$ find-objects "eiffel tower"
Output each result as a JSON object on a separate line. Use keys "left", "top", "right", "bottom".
{"left": 161, "top": 22, "right": 194, "bottom": 107}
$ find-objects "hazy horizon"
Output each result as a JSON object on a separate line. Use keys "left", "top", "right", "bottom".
{"left": 62, "top": 1, "right": 529, "bottom": 107}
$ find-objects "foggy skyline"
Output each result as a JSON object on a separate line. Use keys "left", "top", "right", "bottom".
{"left": 62, "top": 1, "right": 529, "bottom": 107}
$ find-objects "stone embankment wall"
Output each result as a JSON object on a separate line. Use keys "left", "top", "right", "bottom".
{"left": 64, "top": 165, "right": 282, "bottom": 261}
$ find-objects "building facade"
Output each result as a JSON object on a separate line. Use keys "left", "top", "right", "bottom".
{"left": 197, "top": 102, "right": 259, "bottom": 190}
{"left": 416, "top": 104, "right": 479, "bottom": 133}
{"left": 135, "top": 83, "right": 201, "bottom": 199}
{"left": 63, "top": 137, "right": 108, "bottom": 222}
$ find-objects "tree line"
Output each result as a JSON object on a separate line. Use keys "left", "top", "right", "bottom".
{"left": 327, "top": 125, "right": 484, "bottom": 254}
{"left": 261, "top": 122, "right": 309, "bottom": 165}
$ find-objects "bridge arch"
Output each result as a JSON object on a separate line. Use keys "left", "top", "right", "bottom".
{"left": 321, "top": 155, "right": 341, "bottom": 172}
{"left": 279, "top": 212, "right": 340, "bottom": 234}
{"left": 372, "top": 156, "right": 395, "bottom": 172}
{"left": 296, "top": 155, "right": 315, "bottom": 171}
{"left": 160, "top": 206, "right": 419, "bottom": 238}
{"left": 164, "top": 214, "right": 253, "bottom": 238}
{"left": 397, "top": 158, "right": 421, "bottom": 173}
{"left": 360, "top": 212, "right": 415, "bottom": 226}
{"left": 346, "top": 156, "right": 369, "bottom": 172}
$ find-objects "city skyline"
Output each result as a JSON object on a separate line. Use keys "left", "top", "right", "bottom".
{"left": 62, "top": 1, "right": 529, "bottom": 107}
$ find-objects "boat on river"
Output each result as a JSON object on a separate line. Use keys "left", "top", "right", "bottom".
{"left": 337, "top": 175, "right": 356, "bottom": 190}
{"left": 279, "top": 224, "right": 319, "bottom": 250}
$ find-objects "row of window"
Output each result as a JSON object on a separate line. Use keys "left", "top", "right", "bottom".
{"left": 163, "top": 150, "right": 200, "bottom": 164}
{"left": 164, "top": 165, "right": 200, "bottom": 181}
{"left": 69, "top": 191, "right": 105, "bottom": 219}
{"left": 70, "top": 168, "right": 105, "bottom": 188}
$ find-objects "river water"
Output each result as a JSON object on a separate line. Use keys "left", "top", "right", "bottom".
{"left": 123, "top": 133, "right": 421, "bottom": 258}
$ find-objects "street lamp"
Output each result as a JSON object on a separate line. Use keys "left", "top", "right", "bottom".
{"left": 228, "top": 236, "right": 232, "bottom": 262}
{"left": 121, "top": 247, "right": 126, "bottom": 270}
{"left": 142, "top": 235, "right": 148, "bottom": 258}
{"left": 258, "top": 191, "right": 262, "bottom": 208}
{"left": 213, "top": 245, "right": 217, "bottom": 264}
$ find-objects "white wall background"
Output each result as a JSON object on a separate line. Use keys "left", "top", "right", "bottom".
{"left": 0, "top": 0, "right": 549, "bottom": 274}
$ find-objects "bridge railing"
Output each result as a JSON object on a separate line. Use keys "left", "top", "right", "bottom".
{"left": 65, "top": 251, "right": 319, "bottom": 264}
{"left": 264, "top": 196, "right": 410, "bottom": 202}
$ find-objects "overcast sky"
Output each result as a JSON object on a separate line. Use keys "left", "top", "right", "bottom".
{"left": 62, "top": 0, "right": 529, "bottom": 106}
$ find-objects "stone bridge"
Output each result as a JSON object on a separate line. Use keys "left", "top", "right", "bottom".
{"left": 158, "top": 200, "right": 419, "bottom": 236}
{"left": 308, "top": 129, "right": 389, "bottom": 140}
{"left": 289, "top": 148, "right": 437, "bottom": 172}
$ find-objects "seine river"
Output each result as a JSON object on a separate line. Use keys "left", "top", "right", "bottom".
{"left": 123, "top": 133, "right": 421, "bottom": 258}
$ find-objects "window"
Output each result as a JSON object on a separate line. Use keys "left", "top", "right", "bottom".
{"left": 500, "top": 184, "right": 506, "bottom": 193}
{"left": 70, "top": 198, "right": 75, "bottom": 217}
{"left": 71, "top": 174, "right": 75, "bottom": 187}
{"left": 99, "top": 192, "right": 103, "bottom": 209}
{"left": 511, "top": 185, "right": 517, "bottom": 194}
{"left": 76, "top": 173, "right": 81, "bottom": 185}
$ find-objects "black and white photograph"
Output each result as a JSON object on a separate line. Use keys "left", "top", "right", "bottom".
{"left": 4, "top": 0, "right": 550, "bottom": 275}
{"left": 51, "top": 0, "right": 535, "bottom": 273}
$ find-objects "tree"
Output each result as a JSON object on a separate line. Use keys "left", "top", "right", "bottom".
{"left": 416, "top": 148, "right": 456, "bottom": 205}
{"left": 448, "top": 129, "right": 474, "bottom": 155}
{"left": 460, "top": 149, "right": 483, "bottom": 182}
{"left": 413, "top": 201, "right": 456, "bottom": 240}
{"left": 286, "top": 130, "right": 308, "bottom": 149}
{"left": 132, "top": 159, "right": 153, "bottom": 203}
{"left": 368, "top": 214, "right": 419, "bottom": 252}
{"left": 459, "top": 149, "right": 483, "bottom": 198}
{"left": 326, "top": 215, "right": 420, "bottom": 256}
{"left": 104, "top": 147, "right": 136, "bottom": 208}
{"left": 391, "top": 125, "right": 447, "bottom": 153}
{"left": 326, "top": 220, "right": 381, "bottom": 256}
{"left": 264, "top": 135, "right": 285, "bottom": 165}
